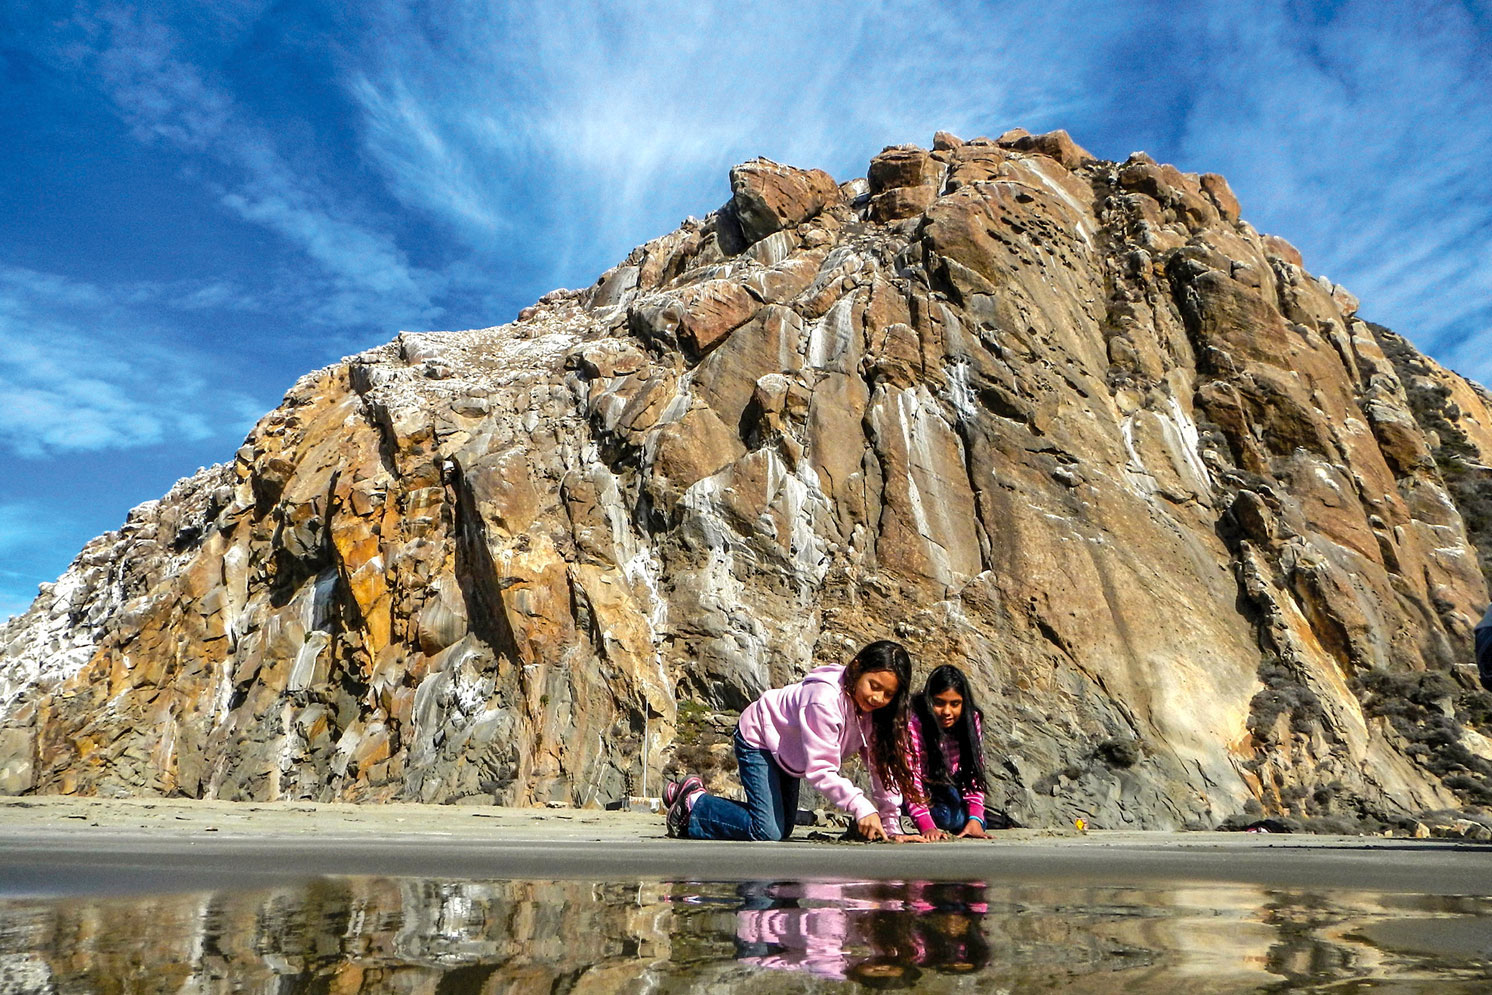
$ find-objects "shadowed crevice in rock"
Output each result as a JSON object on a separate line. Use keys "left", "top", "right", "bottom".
{"left": 448, "top": 458, "right": 521, "bottom": 667}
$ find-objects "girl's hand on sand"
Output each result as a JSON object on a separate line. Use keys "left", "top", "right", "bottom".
{"left": 924, "top": 828, "right": 951, "bottom": 841}
{"left": 956, "top": 820, "right": 989, "bottom": 839}
{"left": 857, "top": 813, "right": 888, "bottom": 841}
{"left": 891, "top": 833, "right": 931, "bottom": 843}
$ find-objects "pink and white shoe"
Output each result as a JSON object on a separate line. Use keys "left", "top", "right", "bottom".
{"left": 664, "top": 776, "right": 704, "bottom": 837}
{"left": 663, "top": 775, "right": 703, "bottom": 808}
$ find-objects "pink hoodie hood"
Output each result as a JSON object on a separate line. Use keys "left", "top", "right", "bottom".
{"left": 737, "top": 664, "right": 902, "bottom": 826}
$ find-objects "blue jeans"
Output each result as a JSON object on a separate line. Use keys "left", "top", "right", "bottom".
{"left": 928, "top": 784, "right": 969, "bottom": 832}
{"left": 686, "top": 730, "right": 801, "bottom": 841}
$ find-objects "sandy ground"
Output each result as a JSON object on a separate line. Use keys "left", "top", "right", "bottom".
{"left": 4, "top": 795, "right": 1492, "bottom": 899}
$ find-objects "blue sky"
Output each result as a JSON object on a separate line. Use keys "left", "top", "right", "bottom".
{"left": 2, "top": 0, "right": 1489, "bottom": 619}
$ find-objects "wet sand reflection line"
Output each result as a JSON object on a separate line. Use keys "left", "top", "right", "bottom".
{"left": 2, "top": 877, "right": 1491, "bottom": 992}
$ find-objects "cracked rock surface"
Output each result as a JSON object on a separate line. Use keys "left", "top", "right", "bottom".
{"left": 3, "top": 132, "right": 1491, "bottom": 830}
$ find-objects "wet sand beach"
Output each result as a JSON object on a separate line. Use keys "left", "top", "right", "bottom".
{"left": 4, "top": 795, "right": 1492, "bottom": 897}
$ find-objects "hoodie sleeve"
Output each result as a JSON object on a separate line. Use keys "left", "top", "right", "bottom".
{"left": 799, "top": 700, "right": 877, "bottom": 820}
{"left": 864, "top": 737, "right": 904, "bottom": 835}
{"left": 964, "top": 712, "right": 986, "bottom": 824}
{"left": 903, "top": 714, "right": 937, "bottom": 835}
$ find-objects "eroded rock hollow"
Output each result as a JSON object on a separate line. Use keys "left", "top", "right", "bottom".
{"left": 3, "top": 129, "right": 1491, "bottom": 829}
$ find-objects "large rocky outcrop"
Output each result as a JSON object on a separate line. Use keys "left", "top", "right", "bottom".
{"left": 3, "top": 131, "right": 1491, "bottom": 829}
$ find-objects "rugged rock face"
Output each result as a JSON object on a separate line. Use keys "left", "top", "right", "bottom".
{"left": 3, "top": 131, "right": 1491, "bottom": 829}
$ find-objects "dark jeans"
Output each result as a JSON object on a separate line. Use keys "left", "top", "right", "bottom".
{"left": 686, "top": 730, "right": 802, "bottom": 841}
{"left": 928, "top": 784, "right": 969, "bottom": 832}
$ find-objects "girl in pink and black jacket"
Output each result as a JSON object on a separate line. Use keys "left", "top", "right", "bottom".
{"left": 903, "top": 665, "right": 990, "bottom": 839}
{"left": 664, "top": 640, "right": 924, "bottom": 842}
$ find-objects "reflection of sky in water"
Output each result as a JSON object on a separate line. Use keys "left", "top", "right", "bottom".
{"left": 1, "top": 878, "right": 1491, "bottom": 992}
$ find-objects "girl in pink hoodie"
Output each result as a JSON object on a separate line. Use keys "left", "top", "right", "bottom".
{"left": 664, "top": 640, "right": 924, "bottom": 842}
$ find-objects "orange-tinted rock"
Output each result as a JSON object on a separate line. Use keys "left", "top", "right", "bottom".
{"left": 1200, "top": 172, "right": 1241, "bottom": 221}
{"left": 997, "top": 128, "right": 1094, "bottom": 169}
{"left": 676, "top": 280, "right": 759, "bottom": 356}
{"left": 867, "top": 145, "right": 941, "bottom": 194}
{"left": 1263, "top": 234, "right": 1306, "bottom": 267}
{"left": 868, "top": 184, "right": 939, "bottom": 222}
{"left": 932, "top": 130, "right": 964, "bottom": 151}
{"left": 729, "top": 158, "right": 842, "bottom": 245}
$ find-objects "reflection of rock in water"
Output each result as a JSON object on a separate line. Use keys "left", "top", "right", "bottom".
{"left": 0, "top": 879, "right": 677, "bottom": 994}
{"left": 3, "top": 879, "right": 1492, "bottom": 992}
{"left": 1267, "top": 890, "right": 1492, "bottom": 990}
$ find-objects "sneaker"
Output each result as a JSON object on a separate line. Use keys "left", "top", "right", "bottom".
{"left": 665, "top": 776, "right": 704, "bottom": 838}
{"left": 663, "top": 775, "right": 703, "bottom": 809}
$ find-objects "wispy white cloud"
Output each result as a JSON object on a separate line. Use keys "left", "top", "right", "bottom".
{"left": 349, "top": 71, "right": 506, "bottom": 236}
{"left": 12, "top": 0, "right": 1489, "bottom": 386}
{"left": 1174, "top": 0, "right": 1491, "bottom": 388}
{"left": 345, "top": 0, "right": 1112, "bottom": 283}
{"left": 1436, "top": 332, "right": 1492, "bottom": 392}
{"left": 0, "top": 265, "right": 263, "bottom": 458}
{"left": 346, "top": 0, "right": 1491, "bottom": 387}
{"left": 337, "top": 0, "right": 1490, "bottom": 395}
{"left": 54, "top": 4, "right": 444, "bottom": 331}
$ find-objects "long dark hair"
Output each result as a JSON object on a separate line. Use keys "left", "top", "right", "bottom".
{"left": 913, "top": 665, "right": 987, "bottom": 796}
{"left": 844, "top": 640, "right": 921, "bottom": 804}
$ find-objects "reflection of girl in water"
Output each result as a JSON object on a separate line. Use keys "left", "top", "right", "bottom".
{"left": 728, "top": 880, "right": 988, "bottom": 985}
{"left": 844, "top": 911, "right": 922, "bottom": 989}
{"left": 912, "top": 909, "right": 990, "bottom": 975}
{"left": 903, "top": 665, "right": 991, "bottom": 839}
{"left": 903, "top": 880, "right": 991, "bottom": 975}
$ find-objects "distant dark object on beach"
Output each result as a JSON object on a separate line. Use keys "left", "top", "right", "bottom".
{"left": 1476, "top": 604, "right": 1492, "bottom": 690}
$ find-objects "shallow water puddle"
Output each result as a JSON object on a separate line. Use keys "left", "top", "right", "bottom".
{"left": 1, "top": 877, "right": 1489, "bottom": 992}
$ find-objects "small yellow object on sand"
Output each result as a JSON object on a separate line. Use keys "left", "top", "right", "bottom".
{"left": 1074, "top": 818, "right": 1087, "bottom": 832}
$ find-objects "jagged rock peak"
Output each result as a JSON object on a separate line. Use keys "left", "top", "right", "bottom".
{"left": 2, "top": 130, "right": 1491, "bottom": 835}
